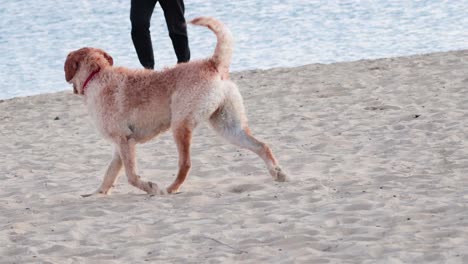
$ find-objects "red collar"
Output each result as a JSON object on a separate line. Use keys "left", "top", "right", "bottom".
{"left": 81, "top": 68, "right": 101, "bottom": 95}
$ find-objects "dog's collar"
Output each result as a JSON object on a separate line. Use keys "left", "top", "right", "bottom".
{"left": 82, "top": 68, "right": 101, "bottom": 95}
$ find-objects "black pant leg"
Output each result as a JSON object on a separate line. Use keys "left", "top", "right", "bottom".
{"left": 159, "top": 0, "right": 190, "bottom": 63}
{"left": 130, "top": 0, "right": 157, "bottom": 69}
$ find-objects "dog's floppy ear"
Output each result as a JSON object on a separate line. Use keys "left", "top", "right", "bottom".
{"left": 64, "top": 51, "right": 85, "bottom": 82}
{"left": 98, "top": 49, "right": 114, "bottom": 66}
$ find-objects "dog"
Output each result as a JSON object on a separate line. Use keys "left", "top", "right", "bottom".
{"left": 64, "top": 17, "right": 287, "bottom": 196}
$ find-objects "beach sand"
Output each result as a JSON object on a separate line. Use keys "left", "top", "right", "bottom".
{"left": 1, "top": 50, "right": 468, "bottom": 263}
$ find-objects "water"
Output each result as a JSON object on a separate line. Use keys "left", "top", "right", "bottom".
{"left": 0, "top": 0, "right": 467, "bottom": 99}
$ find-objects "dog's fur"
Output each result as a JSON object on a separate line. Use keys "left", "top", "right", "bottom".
{"left": 64, "top": 17, "right": 287, "bottom": 196}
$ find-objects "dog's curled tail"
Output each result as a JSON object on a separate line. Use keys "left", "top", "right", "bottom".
{"left": 190, "top": 17, "right": 233, "bottom": 74}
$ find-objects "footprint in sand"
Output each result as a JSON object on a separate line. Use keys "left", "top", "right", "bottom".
{"left": 364, "top": 105, "right": 400, "bottom": 111}
{"left": 229, "top": 184, "right": 263, "bottom": 193}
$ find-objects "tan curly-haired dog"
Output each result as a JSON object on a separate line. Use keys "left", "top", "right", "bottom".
{"left": 64, "top": 17, "right": 287, "bottom": 196}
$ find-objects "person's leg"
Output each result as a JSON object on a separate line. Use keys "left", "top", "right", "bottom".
{"left": 159, "top": 0, "right": 190, "bottom": 63}
{"left": 130, "top": 0, "right": 158, "bottom": 69}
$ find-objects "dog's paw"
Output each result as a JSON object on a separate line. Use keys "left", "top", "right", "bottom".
{"left": 147, "top": 181, "right": 168, "bottom": 196}
{"left": 81, "top": 190, "right": 108, "bottom": 198}
{"left": 166, "top": 184, "right": 180, "bottom": 194}
{"left": 166, "top": 186, "right": 181, "bottom": 194}
{"left": 273, "top": 167, "right": 288, "bottom": 182}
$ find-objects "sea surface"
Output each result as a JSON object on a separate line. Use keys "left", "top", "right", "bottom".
{"left": 0, "top": 0, "right": 467, "bottom": 99}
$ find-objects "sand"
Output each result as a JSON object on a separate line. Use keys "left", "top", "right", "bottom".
{"left": 1, "top": 50, "right": 468, "bottom": 263}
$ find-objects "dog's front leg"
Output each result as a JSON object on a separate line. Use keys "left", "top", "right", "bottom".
{"left": 81, "top": 148, "right": 123, "bottom": 197}
{"left": 167, "top": 124, "right": 193, "bottom": 194}
{"left": 118, "top": 137, "right": 165, "bottom": 195}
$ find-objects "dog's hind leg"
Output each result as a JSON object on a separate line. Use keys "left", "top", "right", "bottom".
{"left": 209, "top": 87, "right": 287, "bottom": 182}
{"left": 82, "top": 148, "right": 123, "bottom": 197}
{"left": 118, "top": 137, "right": 166, "bottom": 195}
{"left": 167, "top": 122, "right": 193, "bottom": 194}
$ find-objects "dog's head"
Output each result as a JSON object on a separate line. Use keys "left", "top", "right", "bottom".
{"left": 64, "top": 47, "right": 114, "bottom": 94}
